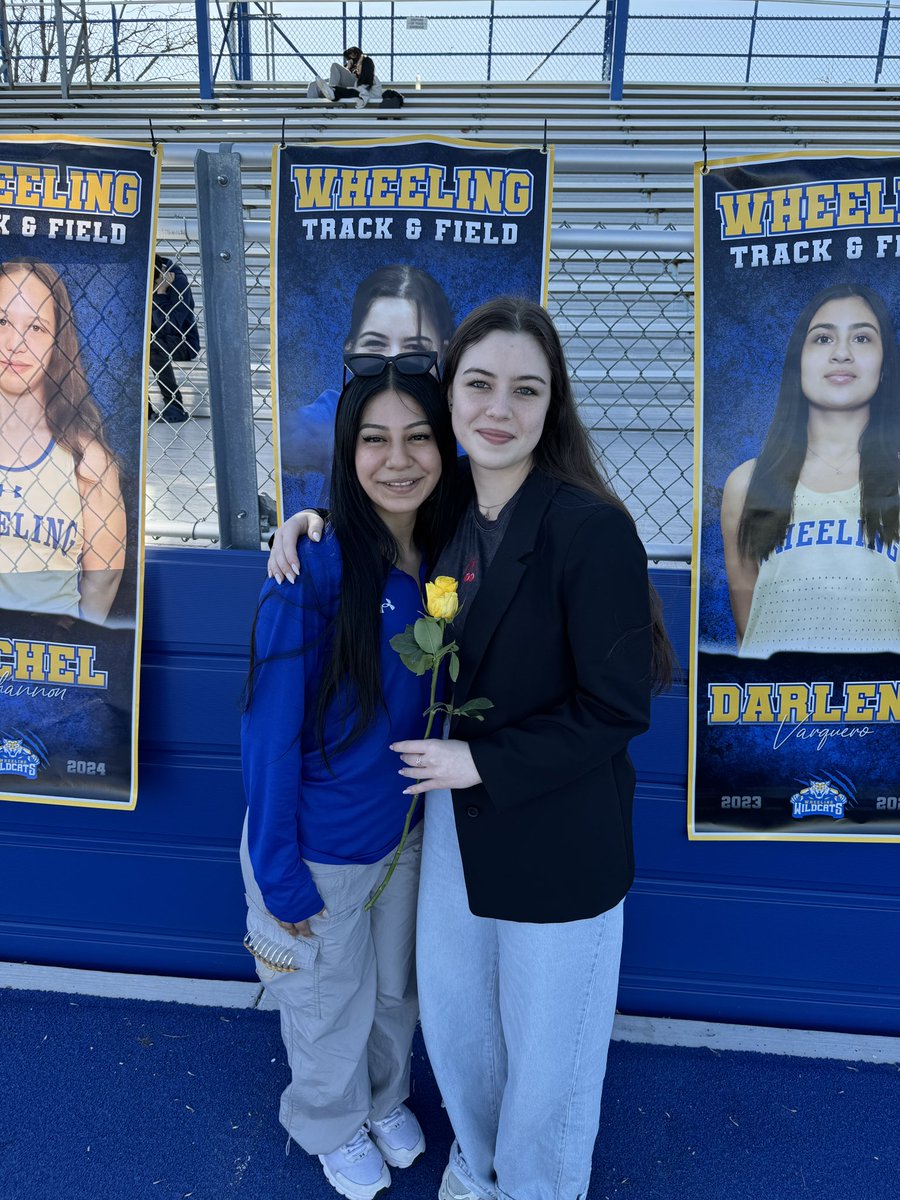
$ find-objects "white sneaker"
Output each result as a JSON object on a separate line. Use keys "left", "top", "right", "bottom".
{"left": 318, "top": 1127, "right": 391, "bottom": 1200}
{"left": 317, "top": 77, "right": 335, "bottom": 100}
{"left": 369, "top": 1102, "right": 425, "bottom": 1168}
{"left": 438, "top": 1163, "right": 482, "bottom": 1200}
{"left": 355, "top": 96, "right": 367, "bottom": 109}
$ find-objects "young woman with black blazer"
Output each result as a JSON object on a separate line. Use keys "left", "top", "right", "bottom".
{"left": 269, "top": 297, "right": 672, "bottom": 1200}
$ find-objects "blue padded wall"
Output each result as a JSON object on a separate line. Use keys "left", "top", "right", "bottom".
{"left": 0, "top": 550, "right": 897, "bottom": 1035}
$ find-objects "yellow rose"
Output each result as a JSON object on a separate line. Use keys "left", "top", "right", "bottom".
{"left": 426, "top": 576, "right": 459, "bottom": 621}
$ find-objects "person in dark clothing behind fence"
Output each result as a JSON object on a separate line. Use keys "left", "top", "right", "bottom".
{"left": 149, "top": 254, "right": 200, "bottom": 424}
{"left": 307, "top": 46, "right": 384, "bottom": 108}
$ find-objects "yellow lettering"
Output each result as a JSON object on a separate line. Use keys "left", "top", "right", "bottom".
{"left": 809, "top": 682, "right": 842, "bottom": 722}
{"left": 717, "top": 190, "right": 769, "bottom": 238}
{"left": 865, "top": 180, "right": 895, "bottom": 224}
{"left": 45, "top": 643, "right": 77, "bottom": 685}
{"left": 113, "top": 172, "right": 139, "bottom": 216}
{"left": 397, "top": 166, "right": 426, "bottom": 206}
{"left": 744, "top": 684, "right": 775, "bottom": 723}
{"left": 708, "top": 684, "right": 742, "bottom": 723}
{"left": 75, "top": 646, "right": 107, "bottom": 688}
{"left": 775, "top": 684, "right": 809, "bottom": 724}
{"left": 805, "top": 183, "right": 837, "bottom": 230}
{"left": 83, "top": 169, "right": 113, "bottom": 215}
{"left": 470, "top": 169, "right": 502, "bottom": 214}
{"left": 14, "top": 165, "right": 42, "bottom": 208}
{"left": 875, "top": 681, "right": 900, "bottom": 722}
{"left": 844, "top": 682, "right": 876, "bottom": 721}
{"left": 14, "top": 640, "right": 43, "bottom": 680}
{"left": 40, "top": 165, "right": 69, "bottom": 210}
{"left": 425, "top": 166, "right": 455, "bottom": 209}
{"left": 369, "top": 167, "right": 398, "bottom": 206}
{"left": 769, "top": 187, "right": 804, "bottom": 234}
{"left": 292, "top": 167, "right": 339, "bottom": 210}
{"left": 503, "top": 170, "right": 531, "bottom": 214}
{"left": 338, "top": 169, "right": 369, "bottom": 208}
{"left": 836, "top": 182, "right": 866, "bottom": 226}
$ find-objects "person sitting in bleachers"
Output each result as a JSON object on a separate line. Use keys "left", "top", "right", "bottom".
{"left": 307, "top": 46, "right": 383, "bottom": 109}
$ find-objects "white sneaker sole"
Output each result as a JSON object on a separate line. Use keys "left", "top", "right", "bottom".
{"left": 318, "top": 1156, "right": 391, "bottom": 1200}
{"left": 373, "top": 1128, "right": 425, "bottom": 1168}
{"left": 438, "top": 1163, "right": 481, "bottom": 1200}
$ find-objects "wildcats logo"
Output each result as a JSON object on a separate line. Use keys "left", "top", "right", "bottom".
{"left": 0, "top": 734, "right": 42, "bottom": 780}
{"left": 790, "top": 779, "right": 848, "bottom": 820}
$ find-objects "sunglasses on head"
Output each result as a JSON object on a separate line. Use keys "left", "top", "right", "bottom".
{"left": 343, "top": 350, "right": 439, "bottom": 380}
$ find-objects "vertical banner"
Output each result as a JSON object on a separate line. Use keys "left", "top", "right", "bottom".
{"left": 691, "top": 152, "right": 900, "bottom": 840}
{"left": 0, "top": 137, "right": 158, "bottom": 809}
{"left": 272, "top": 136, "right": 553, "bottom": 517}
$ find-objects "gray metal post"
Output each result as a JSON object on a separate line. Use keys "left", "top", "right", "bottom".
{"left": 745, "top": 0, "right": 759, "bottom": 84}
{"left": 875, "top": 0, "right": 891, "bottom": 84}
{"left": 0, "top": 0, "right": 14, "bottom": 87}
{"left": 195, "top": 147, "right": 262, "bottom": 549}
{"left": 53, "top": 0, "right": 69, "bottom": 99}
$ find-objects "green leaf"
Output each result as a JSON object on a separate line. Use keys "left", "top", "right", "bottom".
{"left": 390, "top": 628, "right": 421, "bottom": 657}
{"left": 399, "top": 651, "right": 433, "bottom": 675}
{"left": 454, "top": 696, "right": 494, "bottom": 717}
{"left": 413, "top": 617, "right": 443, "bottom": 655}
{"left": 449, "top": 652, "right": 460, "bottom": 683}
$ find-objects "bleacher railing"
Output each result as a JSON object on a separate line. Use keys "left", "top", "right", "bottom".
{"left": 3, "top": 1, "right": 897, "bottom": 91}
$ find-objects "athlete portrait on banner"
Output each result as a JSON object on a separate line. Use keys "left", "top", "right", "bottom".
{"left": 272, "top": 137, "right": 553, "bottom": 518}
{"left": 0, "top": 136, "right": 158, "bottom": 810}
{"left": 0, "top": 258, "right": 126, "bottom": 624}
{"left": 692, "top": 152, "right": 900, "bottom": 841}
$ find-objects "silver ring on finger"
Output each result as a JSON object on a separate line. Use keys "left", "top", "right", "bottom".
{"left": 416, "top": 755, "right": 424, "bottom": 768}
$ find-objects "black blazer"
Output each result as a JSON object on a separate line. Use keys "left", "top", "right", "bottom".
{"left": 449, "top": 470, "right": 653, "bottom": 923}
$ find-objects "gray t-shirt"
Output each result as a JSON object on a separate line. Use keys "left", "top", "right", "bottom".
{"left": 435, "top": 486, "right": 523, "bottom": 641}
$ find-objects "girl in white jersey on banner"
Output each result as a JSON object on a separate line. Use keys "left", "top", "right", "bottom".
{"left": 721, "top": 282, "right": 900, "bottom": 658}
{"left": 0, "top": 258, "right": 126, "bottom": 623}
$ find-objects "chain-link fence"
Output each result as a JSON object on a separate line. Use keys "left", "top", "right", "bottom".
{"left": 626, "top": 2, "right": 894, "bottom": 87}
{"left": 5, "top": 1, "right": 898, "bottom": 91}
{"left": 145, "top": 224, "right": 694, "bottom": 557}
{"left": 550, "top": 239, "right": 693, "bottom": 551}
{"left": 239, "top": 2, "right": 607, "bottom": 86}
{"left": 145, "top": 231, "right": 219, "bottom": 544}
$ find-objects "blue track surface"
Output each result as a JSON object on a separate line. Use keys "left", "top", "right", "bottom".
{"left": 1, "top": 989, "right": 897, "bottom": 1200}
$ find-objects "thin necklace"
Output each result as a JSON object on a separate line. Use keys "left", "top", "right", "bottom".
{"left": 806, "top": 444, "right": 859, "bottom": 475}
{"left": 478, "top": 499, "right": 505, "bottom": 519}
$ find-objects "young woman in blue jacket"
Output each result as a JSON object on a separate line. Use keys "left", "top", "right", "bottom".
{"left": 270, "top": 297, "right": 673, "bottom": 1200}
{"left": 241, "top": 359, "right": 458, "bottom": 1200}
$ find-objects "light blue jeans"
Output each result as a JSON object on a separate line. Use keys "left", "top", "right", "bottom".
{"left": 417, "top": 789, "right": 624, "bottom": 1200}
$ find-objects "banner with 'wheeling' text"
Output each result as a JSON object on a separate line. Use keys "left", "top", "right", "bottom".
{"left": 0, "top": 136, "right": 158, "bottom": 809}
{"left": 691, "top": 152, "right": 900, "bottom": 841}
{"left": 271, "top": 136, "right": 553, "bottom": 518}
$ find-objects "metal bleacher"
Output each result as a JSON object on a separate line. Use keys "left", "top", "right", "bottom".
{"left": 3, "top": 76, "right": 897, "bottom": 549}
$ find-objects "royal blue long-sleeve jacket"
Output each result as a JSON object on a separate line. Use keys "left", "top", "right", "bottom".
{"left": 241, "top": 528, "right": 431, "bottom": 923}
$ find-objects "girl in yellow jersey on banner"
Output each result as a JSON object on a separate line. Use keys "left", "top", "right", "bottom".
{"left": 0, "top": 257, "right": 125, "bottom": 624}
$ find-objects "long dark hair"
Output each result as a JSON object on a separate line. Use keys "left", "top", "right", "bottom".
{"left": 317, "top": 367, "right": 457, "bottom": 753}
{"left": 0, "top": 258, "right": 114, "bottom": 474}
{"left": 738, "top": 283, "right": 900, "bottom": 563}
{"left": 443, "top": 295, "right": 674, "bottom": 691}
{"left": 345, "top": 264, "right": 455, "bottom": 357}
